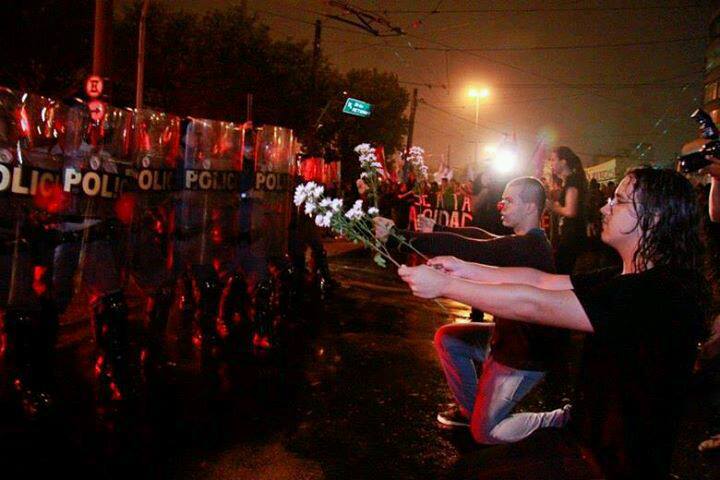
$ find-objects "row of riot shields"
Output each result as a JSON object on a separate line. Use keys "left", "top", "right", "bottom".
{"left": 0, "top": 87, "right": 297, "bottom": 411}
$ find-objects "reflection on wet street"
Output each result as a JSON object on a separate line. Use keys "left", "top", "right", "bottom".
{"left": 0, "top": 248, "right": 718, "bottom": 479}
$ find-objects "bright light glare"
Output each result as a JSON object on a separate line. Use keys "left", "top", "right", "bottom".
{"left": 484, "top": 145, "right": 497, "bottom": 154}
{"left": 468, "top": 87, "right": 490, "bottom": 98}
{"left": 492, "top": 149, "right": 517, "bottom": 174}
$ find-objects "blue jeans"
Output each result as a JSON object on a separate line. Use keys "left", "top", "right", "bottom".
{"left": 434, "top": 323, "right": 569, "bottom": 444}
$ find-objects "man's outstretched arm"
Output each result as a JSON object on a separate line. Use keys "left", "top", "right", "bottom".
{"left": 399, "top": 264, "right": 592, "bottom": 333}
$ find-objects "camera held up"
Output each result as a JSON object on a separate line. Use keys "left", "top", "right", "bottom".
{"left": 677, "top": 109, "right": 720, "bottom": 173}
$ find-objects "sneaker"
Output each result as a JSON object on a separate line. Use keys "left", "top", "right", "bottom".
{"left": 437, "top": 405, "right": 469, "bottom": 428}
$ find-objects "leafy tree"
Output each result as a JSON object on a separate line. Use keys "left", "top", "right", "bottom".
{"left": 1, "top": 1, "right": 409, "bottom": 183}
{"left": 0, "top": 0, "right": 93, "bottom": 96}
{"left": 324, "top": 69, "right": 409, "bottom": 182}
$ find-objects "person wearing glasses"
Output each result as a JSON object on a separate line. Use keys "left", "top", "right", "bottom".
{"left": 399, "top": 167, "right": 705, "bottom": 479}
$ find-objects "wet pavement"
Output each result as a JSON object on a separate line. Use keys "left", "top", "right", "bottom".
{"left": 0, "top": 245, "right": 719, "bottom": 479}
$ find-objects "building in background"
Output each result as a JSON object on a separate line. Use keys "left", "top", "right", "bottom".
{"left": 705, "top": 4, "right": 720, "bottom": 123}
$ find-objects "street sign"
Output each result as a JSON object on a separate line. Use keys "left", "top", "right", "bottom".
{"left": 85, "top": 75, "right": 104, "bottom": 99}
{"left": 342, "top": 98, "right": 372, "bottom": 118}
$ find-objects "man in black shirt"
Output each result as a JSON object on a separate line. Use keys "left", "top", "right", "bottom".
{"left": 399, "top": 167, "right": 705, "bottom": 479}
{"left": 377, "top": 177, "right": 570, "bottom": 444}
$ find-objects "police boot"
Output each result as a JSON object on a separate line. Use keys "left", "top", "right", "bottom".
{"left": 192, "top": 265, "right": 222, "bottom": 359}
{"left": 218, "top": 271, "right": 251, "bottom": 353}
{"left": 177, "top": 270, "right": 196, "bottom": 358}
{"left": 313, "top": 247, "right": 339, "bottom": 293}
{"left": 278, "top": 256, "right": 298, "bottom": 317}
{"left": 92, "top": 291, "right": 130, "bottom": 402}
{"left": 142, "top": 284, "right": 174, "bottom": 372}
{"left": 3, "top": 301, "right": 58, "bottom": 417}
{"left": 252, "top": 278, "right": 274, "bottom": 352}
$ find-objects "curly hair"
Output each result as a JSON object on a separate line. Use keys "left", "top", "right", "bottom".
{"left": 627, "top": 167, "right": 702, "bottom": 272}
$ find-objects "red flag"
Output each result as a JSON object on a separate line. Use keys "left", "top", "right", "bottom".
{"left": 375, "top": 145, "right": 386, "bottom": 178}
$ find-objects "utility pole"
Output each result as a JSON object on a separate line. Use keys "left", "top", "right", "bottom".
{"left": 405, "top": 88, "right": 418, "bottom": 155}
{"left": 135, "top": 0, "right": 150, "bottom": 109}
{"left": 93, "top": 0, "right": 114, "bottom": 80}
{"left": 246, "top": 93, "right": 253, "bottom": 124}
{"left": 312, "top": 20, "right": 322, "bottom": 82}
{"left": 309, "top": 20, "right": 322, "bottom": 151}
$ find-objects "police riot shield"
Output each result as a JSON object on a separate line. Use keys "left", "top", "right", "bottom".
{"left": 0, "top": 88, "right": 66, "bottom": 409}
{"left": 176, "top": 118, "right": 246, "bottom": 273}
{"left": 251, "top": 125, "right": 295, "bottom": 260}
{"left": 126, "top": 109, "right": 182, "bottom": 366}
{"left": 175, "top": 118, "right": 248, "bottom": 354}
{"left": 55, "top": 100, "right": 135, "bottom": 400}
{"left": 249, "top": 126, "right": 296, "bottom": 349}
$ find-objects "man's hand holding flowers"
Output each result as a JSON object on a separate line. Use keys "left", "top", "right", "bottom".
{"left": 417, "top": 215, "right": 435, "bottom": 233}
{"left": 398, "top": 264, "right": 449, "bottom": 299}
{"left": 373, "top": 217, "right": 395, "bottom": 242}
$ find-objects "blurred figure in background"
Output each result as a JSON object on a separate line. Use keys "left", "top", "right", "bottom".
{"left": 547, "top": 147, "right": 588, "bottom": 274}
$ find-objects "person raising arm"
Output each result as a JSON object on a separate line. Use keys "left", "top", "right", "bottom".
{"left": 399, "top": 167, "right": 706, "bottom": 480}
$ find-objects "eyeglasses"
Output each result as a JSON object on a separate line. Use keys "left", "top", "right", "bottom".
{"left": 605, "top": 196, "right": 637, "bottom": 213}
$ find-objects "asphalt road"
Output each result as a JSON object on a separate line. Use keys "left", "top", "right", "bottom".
{"left": 0, "top": 248, "right": 718, "bottom": 479}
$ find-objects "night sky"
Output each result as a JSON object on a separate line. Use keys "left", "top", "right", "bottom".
{"left": 120, "top": 0, "right": 712, "bottom": 172}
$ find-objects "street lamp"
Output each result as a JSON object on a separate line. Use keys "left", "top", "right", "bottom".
{"left": 468, "top": 87, "right": 490, "bottom": 165}
{"left": 468, "top": 87, "right": 490, "bottom": 125}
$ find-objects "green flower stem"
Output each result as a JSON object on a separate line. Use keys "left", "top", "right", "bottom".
{"left": 388, "top": 231, "right": 430, "bottom": 262}
{"left": 344, "top": 219, "right": 400, "bottom": 267}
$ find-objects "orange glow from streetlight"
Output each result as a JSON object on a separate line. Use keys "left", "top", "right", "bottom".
{"left": 468, "top": 87, "right": 490, "bottom": 99}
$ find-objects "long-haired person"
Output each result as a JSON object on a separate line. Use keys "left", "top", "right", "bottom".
{"left": 399, "top": 167, "right": 705, "bottom": 479}
{"left": 547, "top": 146, "right": 588, "bottom": 273}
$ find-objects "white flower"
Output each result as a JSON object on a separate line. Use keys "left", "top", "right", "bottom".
{"left": 344, "top": 199, "right": 365, "bottom": 220}
{"left": 359, "top": 154, "right": 376, "bottom": 166}
{"left": 312, "top": 184, "right": 324, "bottom": 198}
{"left": 354, "top": 143, "right": 372, "bottom": 154}
{"left": 305, "top": 201, "right": 317, "bottom": 216}
{"left": 371, "top": 162, "right": 383, "bottom": 169}
{"left": 315, "top": 212, "right": 332, "bottom": 228}
{"left": 319, "top": 198, "right": 333, "bottom": 208}
{"left": 345, "top": 207, "right": 363, "bottom": 220}
{"left": 294, "top": 185, "right": 307, "bottom": 206}
{"left": 368, "top": 207, "right": 379, "bottom": 216}
{"left": 330, "top": 198, "right": 343, "bottom": 212}
{"left": 360, "top": 172, "right": 368, "bottom": 179}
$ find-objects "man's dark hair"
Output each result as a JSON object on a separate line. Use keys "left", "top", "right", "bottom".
{"left": 506, "top": 176, "right": 546, "bottom": 216}
{"left": 627, "top": 167, "right": 702, "bottom": 272}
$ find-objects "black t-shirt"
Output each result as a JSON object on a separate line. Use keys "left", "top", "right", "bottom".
{"left": 402, "top": 227, "right": 568, "bottom": 371}
{"left": 558, "top": 174, "right": 587, "bottom": 246}
{"left": 570, "top": 267, "right": 704, "bottom": 480}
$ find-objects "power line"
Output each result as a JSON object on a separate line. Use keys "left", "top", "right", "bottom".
{"left": 419, "top": 99, "right": 518, "bottom": 138}
{"left": 398, "top": 72, "right": 703, "bottom": 90}
{"left": 253, "top": 9, "right": 372, "bottom": 36}
{"left": 373, "top": 4, "right": 704, "bottom": 14}
{"left": 325, "top": 35, "right": 707, "bottom": 52}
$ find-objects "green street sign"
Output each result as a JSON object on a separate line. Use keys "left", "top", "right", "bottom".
{"left": 342, "top": 97, "right": 373, "bottom": 118}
